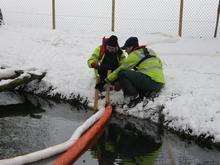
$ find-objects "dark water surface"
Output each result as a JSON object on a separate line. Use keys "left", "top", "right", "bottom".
{"left": 0, "top": 92, "right": 220, "bottom": 165}
{"left": 0, "top": 92, "right": 93, "bottom": 161}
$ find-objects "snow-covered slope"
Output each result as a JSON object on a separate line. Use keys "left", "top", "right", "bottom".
{"left": 0, "top": 25, "right": 220, "bottom": 143}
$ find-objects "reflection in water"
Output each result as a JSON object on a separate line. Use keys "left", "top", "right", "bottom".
{"left": 0, "top": 99, "right": 45, "bottom": 119}
{"left": 1, "top": 92, "right": 220, "bottom": 164}
{"left": 86, "top": 115, "right": 220, "bottom": 165}
{"left": 0, "top": 92, "right": 92, "bottom": 160}
{"left": 0, "top": 96, "right": 50, "bottom": 159}
{"left": 0, "top": 92, "right": 25, "bottom": 105}
{"left": 91, "top": 116, "right": 163, "bottom": 165}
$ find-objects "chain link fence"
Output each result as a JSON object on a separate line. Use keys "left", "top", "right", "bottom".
{"left": 182, "top": 0, "right": 219, "bottom": 38}
{"left": 0, "top": 0, "right": 51, "bottom": 28}
{"left": 116, "top": 0, "right": 180, "bottom": 35}
{"left": 55, "top": 0, "right": 111, "bottom": 32}
{"left": 0, "top": 0, "right": 219, "bottom": 38}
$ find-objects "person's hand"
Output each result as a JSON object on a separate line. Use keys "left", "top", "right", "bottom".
{"left": 98, "top": 64, "right": 113, "bottom": 71}
{"left": 91, "top": 62, "right": 98, "bottom": 69}
{"left": 105, "top": 78, "right": 111, "bottom": 84}
{"left": 103, "top": 78, "right": 112, "bottom": 91}
{"left": 104, "top": 83, "right": 113, "bottom": 91}
{"left": 95, "top": 81, "right": 106, "bottom": 92}
{"left": 113, "top": 82, "right": 121, "bottom": 91}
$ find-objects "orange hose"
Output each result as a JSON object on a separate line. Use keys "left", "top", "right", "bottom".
{"left": 54, "top": 105, "right": 112, "bottom": 165}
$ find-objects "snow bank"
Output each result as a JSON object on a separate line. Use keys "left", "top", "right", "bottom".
{"left": 0, "top": 25, "right": 220, "bottom": 143}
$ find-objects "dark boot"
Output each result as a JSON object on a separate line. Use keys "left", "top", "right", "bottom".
{"left": 127, "top": 95, "right": 142, "bottom": 108}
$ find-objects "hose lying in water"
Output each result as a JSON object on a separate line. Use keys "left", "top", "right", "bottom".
{"left": 0, "top": 108, "right": 105, "bottom": 165}
{"left": 55, "top": 105, "right": 112, "bottom": 164}
{"left": 54, "top": 71, "right": 113, "bottom": 164}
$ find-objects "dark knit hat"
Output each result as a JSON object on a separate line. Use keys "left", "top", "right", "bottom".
{"left": 106, "top": 35, "right": 119, "bottom": 47}
{"left": 121, "top": 37, "right": 139, "bottom": 49}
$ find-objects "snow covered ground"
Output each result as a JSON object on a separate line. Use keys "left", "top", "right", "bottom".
{"left": 0, "top": 24, "right": 220, "bottom": 144}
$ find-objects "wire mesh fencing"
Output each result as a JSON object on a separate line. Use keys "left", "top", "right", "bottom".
{"left": 55, "top": 0, "right": 111, "bottom": 32}
{"left": 182, "top": 0, "right": 219, "bottom": 38}
{"left": 116, "top": 0, "right": 219, "bottom": 38}
{"left": 0, "top": 0, "right": 51, "bottom": 28}
{"left": 0, "top": 0, "right": 219, "bottom": 38}
{"left": 116, "top": 0, "right": 180, "bottom": 35}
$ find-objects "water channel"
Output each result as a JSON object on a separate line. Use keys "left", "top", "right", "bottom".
{"left": 0, "top": 92, "right": 220, "bottom": 165}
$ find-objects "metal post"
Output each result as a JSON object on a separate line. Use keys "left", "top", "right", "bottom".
{"left": 111, "top": 0, "right": 115, "bottom": 32}
{"left": 52, "top": 0, "right": 56, "bottom": 30}
{"left": 178, "top": 0, "right": 184, "bottom": 37}
{"left": 105, "top": 70, "right": 111, "bottom": 106}
{"left": 0, "top": 8, "right": 3, "bottom": 25}
{"left": 214, "top": 0, "right": 220, "bottom": 38}
{"left": 93, "top": 76, "right": 100, "bottom": 112}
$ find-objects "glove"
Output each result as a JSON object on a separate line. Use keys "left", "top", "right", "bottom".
{"left": 113, "top": 82, "right": 121, "bottom": 91}
{"left": 91, "top": 62, "right": 98, "bottom": 69}
{"left": 105, "top": 78, "right": 111, "bottom": 84}
{"left": 98, "top": 64, "right": 114, "bottom": 71}
{"left": 95, "top": 81, "right": 106, "bottom": 92}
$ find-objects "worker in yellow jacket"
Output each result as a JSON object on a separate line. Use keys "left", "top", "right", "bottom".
{"left": 88, "top": 35, "right": 125, "bottom": 92}
{"left": 106, "top": 37, "right": 165, "bottom": 107}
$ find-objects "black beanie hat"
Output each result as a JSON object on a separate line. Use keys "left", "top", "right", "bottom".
{"left": 121, "top": 37, "right": 139, "bottom": 49}
{"left": 106, "top": 35, "right": 119, "bottom": 47}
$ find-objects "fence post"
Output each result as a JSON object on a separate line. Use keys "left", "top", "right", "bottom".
{"left": 52, "top": 0, "right": 56, "bottom": 30}
{"left": 0, "top": 8, "right": 3, "bottom": 25}
{"left": 214, "top": 0, "right": 220, "bottom": 38}
{"left": 178, "top": 0, "right": 184, "bottom": 37}
{"left": 111, "top": 0, "right": 115, "bottom": 32}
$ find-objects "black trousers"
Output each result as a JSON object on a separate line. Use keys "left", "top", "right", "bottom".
{"left": 118, "top": 70, "right": 163, "bottom": 97}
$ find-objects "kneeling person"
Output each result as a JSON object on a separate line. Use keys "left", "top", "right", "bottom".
{"left": 88, "top": 35, "right": 125, "bottom": 92}
{"left": 106, "top": 37, "right": 165, "bottom": 107}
